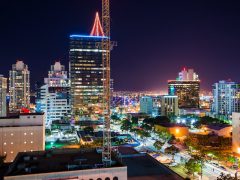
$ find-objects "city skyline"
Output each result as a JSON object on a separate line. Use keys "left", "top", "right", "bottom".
{"left": 1, "top": 1, "right": 240, "bottom": 91}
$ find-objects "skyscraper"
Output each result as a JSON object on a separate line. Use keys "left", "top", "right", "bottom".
{"left": 140, "top": 96, "right": 153, "bottom": 115}
{"left": 9, "top": 60, "right": 30, "bottom": 112}
{"left": 212, "top": 80, "right": 240, "bottom": 119}
{"left": 0, "top": 75, "right": 7, "bottom": 117}
{"left": 69, "top": 13, "right": 106, "bottom": 118}
{"left": 168, "top": 68, "right": 200, "bottom": 108}
{"left": 36, "top": 61, "right": 71, "bottom": 126}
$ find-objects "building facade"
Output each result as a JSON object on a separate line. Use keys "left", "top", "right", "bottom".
{"left": 0, "top": 113, "right": 45, "bottom": 162}
{"left": 69, "top": 13, "right": 106, "bottom": 118}
{"left": 168, "top": 80, "right": 200, "bottom": 108}
{"left": 140, "top": 96, "right": 153, "bottom": 115}
{"left": 36, "top": 62, "right": 71, "bottom": 126}
{"left": 232, "top": 112, "right": 240, "bottom": 154}
{"left": 212, "top": 80, "right": 240, "bottom": 119}
{"left": 160, "top": 95, "right": 179, "bottom": 116}
{"left": 9, "top": 61, "right": 30, "bottom": 112}
{"left": 168, "top": 68, "right": 200, "bottom": 108}
{"left": 0, "top": 75, "right": 7, "bottom": 117}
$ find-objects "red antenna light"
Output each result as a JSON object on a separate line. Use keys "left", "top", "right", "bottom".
{"left": 90, "top": 12, "right": 105, "bottom": 37}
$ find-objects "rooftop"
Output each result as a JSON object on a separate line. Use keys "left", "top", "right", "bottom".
{"left": 118, "top": 147, "right": 183, "bottom": 180}
{"left": 5, "top": 148, "right": 123, "bottom": 177}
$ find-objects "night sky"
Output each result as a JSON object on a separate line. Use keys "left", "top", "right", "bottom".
{"left": 0, "top": 0, "right": 240, "bottom": 92}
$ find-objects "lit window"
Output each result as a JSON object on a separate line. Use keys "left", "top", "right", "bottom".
{"left": 4, "top": 152, "right": 6, "bottom": 154}
{"left": 31, "top": 132, "right": 33, "bottom": 135}
{"left": 3, "top": 142, "right": 6, "bottom": 145}
{"left": 10, "top": 151, "right": 13, "bottom": 154}
{"left": 24, "top": 141, "right": 27, "bottom": 144}
{"left": 31, "top": 141, "right": 33, "bottom": 144}
{"left": 11, "top": 142, "right": 13, "bottom": 145}
{"left": 30, "top": 150, "right": 33, "bottom": 152}
{"left": 24, "top": 133, "right": 27, "bottom": 135}
{"left": 11, "top": 133, "right": 13, "bottom": 136}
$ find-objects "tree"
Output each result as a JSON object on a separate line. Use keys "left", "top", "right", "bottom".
{"left": 164, "top": 145, "right": 180, "bottom": 162}
{"left": 131, "top": 117, "right": 139, "bottom": 125}
{"left": 217, "top": 173, "right": 236, "bottom": 180}
{"left": 141, "top": 123, "right": 152, "bottom": 132}
{"left": 111, "top": 114, "right": 120, "bottom": 121}
{"left": 185, "top": 158, "right": 201, "bottom": 178}
{"left": 153, "top": 140, "right": 164, "bottom": 150}
{"left": 121, "top": 119, "right": 132, "bottom": 132}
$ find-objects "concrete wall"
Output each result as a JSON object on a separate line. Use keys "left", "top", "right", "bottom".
{"left": 5, "top": 166, "right": 128, "bottom": 180}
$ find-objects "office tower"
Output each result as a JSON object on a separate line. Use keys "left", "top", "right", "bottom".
{"left": 178, "top": 68, "right": 199, "bottom": 81}
{"left": 212, "top": 80, "right": 240, "bottom": 118}
{"left": 36, "top": 62, "right": 71, "bottom": 126}
{"left": 69, "top": 13, "right": 106, "bottom": 118}
{"left": 232, "top": 112, "right": 240, "bottom": 154}
{"left": 9, "top": 60, "right": 30, "bottom": 112}
{"left": 0, "top": 113, "right": 45, "bottom": 162}
{"left": 140, "top": 96, "right": 153, "bottom": 115}
{"left": 168, "top": 68, "right": 200, "bottom": 108}
{"left": 0, "top": 75, "right": 7, "bottom": 117}
{"left": 160, "top": 95, "right": 179, "bottom": 116}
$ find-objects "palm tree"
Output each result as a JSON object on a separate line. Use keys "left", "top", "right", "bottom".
{"left": 164, "top": 145, "right": 179, "bottom": 162}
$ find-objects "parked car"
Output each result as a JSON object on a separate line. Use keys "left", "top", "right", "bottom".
{"left": 219, "top": 166, "right": 227, "bottom": 171}
{"left": 169, "top": 162, "right": 178, "bottom": 167}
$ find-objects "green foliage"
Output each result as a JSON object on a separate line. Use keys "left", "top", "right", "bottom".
{"left": 111, "top": 114, "right": 121, "bottom": 121}
{"left": 141, "top": 123, "right": 152, "bottom": 132}
{"left": 131, "top": 117, "right": 139, "bottom": 125}
{"left": 136, "top": 129, "right": 151, "bottom": 139}
{"left": 143, "top": 116, "right": 171, "bottom": 127}
{"left": 164, "top": 145, "right": 180, "bottom": 155}
{"left": 185, "top": 158, "right": 201, "bottom": 176}
{"left": 195, "top": 116, "right": 229, "bottom": 128}
{"left": 153, "top": 140, "right": 164, "bottom": 150}
{"left": 120, "top": 119, "right": 132, "bottom": 132}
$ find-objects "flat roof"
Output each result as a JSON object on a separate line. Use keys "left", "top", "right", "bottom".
{"left": 118, "top": 147, "right": 183, "bottom": 180}
{"left": 5, "top": 148, "right": 123, "bottom": 177}
{"left": 70, "top": 34, "right": 108, "bottom": 39}
{"left": 0, "top": 113, "right": 44, "bottom": 119}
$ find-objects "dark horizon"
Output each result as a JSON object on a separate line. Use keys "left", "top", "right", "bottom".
{"left": 0, "top": 0, "right": 240, "bottom": 92}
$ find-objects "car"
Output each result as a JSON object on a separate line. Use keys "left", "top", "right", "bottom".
{"left": 219, "top": 166, "right": 227, "bottom": 170}
{"left": 231, "top": 165, "right": 239, "bottom": 170}
{"left": 211, "top": 162, "right": 219, "bottom": 167}
{"left": 169, "top": 162, "right": 178, "bottom": 167}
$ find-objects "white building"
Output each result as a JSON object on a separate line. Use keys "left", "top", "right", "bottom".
{"left": 9, "top": 60, "right": 30, "bottom": 112}
{"left": 178, "top": 68, "right": 199, "bottom": 81}
{"left": 232, "top": 112, "right": 240, "bottom": 154}
{"left": 36, "top": 62, "right": 71, "bottom": 126}
{"left": 212, "top": 80, "right": 240, "bottom": 119}
{"left": 0, "top": 75, "right": 7, "bottom": 117}
{"left": 0, "top": 113, "right": 45, "bottom": 162}
{"left": 140, "top": 96, "right": 153, "bottom": 115}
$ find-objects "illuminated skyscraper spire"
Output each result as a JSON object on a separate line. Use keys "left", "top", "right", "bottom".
{"left": 90, "top": 12, "right": 105, "bottom": 36}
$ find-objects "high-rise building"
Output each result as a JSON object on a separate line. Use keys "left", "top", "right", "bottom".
{"left": 0, "top": 113, "right": 45, "bottom": 162}
{"left": 0, "top": 75, "right": 7, "bottom": 117}
{"left": 140, "top": 96, "right": 153, "bottom": 115}
{"left": 168, "top": 68, "right": 200, "bottom": 108}
{"left": 36, "top": 62, "right": 71, "bottom": 126}
{"left": 69, "top": 13, "right": 106, "bottom": 118}
{"left": 212, "top": 80, "right": 240, "bottom": 119}
{"left": 232, "top": 112, "right": 240, "bottom": 154}
{"left": 9, "top": 60, "right": 30, "bottom": 112}
{"left": 160, "top": 95, "right": 179, "bottom": 116}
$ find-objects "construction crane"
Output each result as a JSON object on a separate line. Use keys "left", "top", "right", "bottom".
{"left": 101, "top": 0, "right": 112, "bottom": 167}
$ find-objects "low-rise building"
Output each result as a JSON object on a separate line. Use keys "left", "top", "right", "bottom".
{"left": 201, "top": 124, "right": 232, "bottom": 137}
{"left": 4, "top": 149, "right": 127, "bottom": 180}
{"left": 0, "top": 113, "right": 45, "bottom": 162}
{"left": 155, "top": 123, "right": 189, "bottom": 139}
